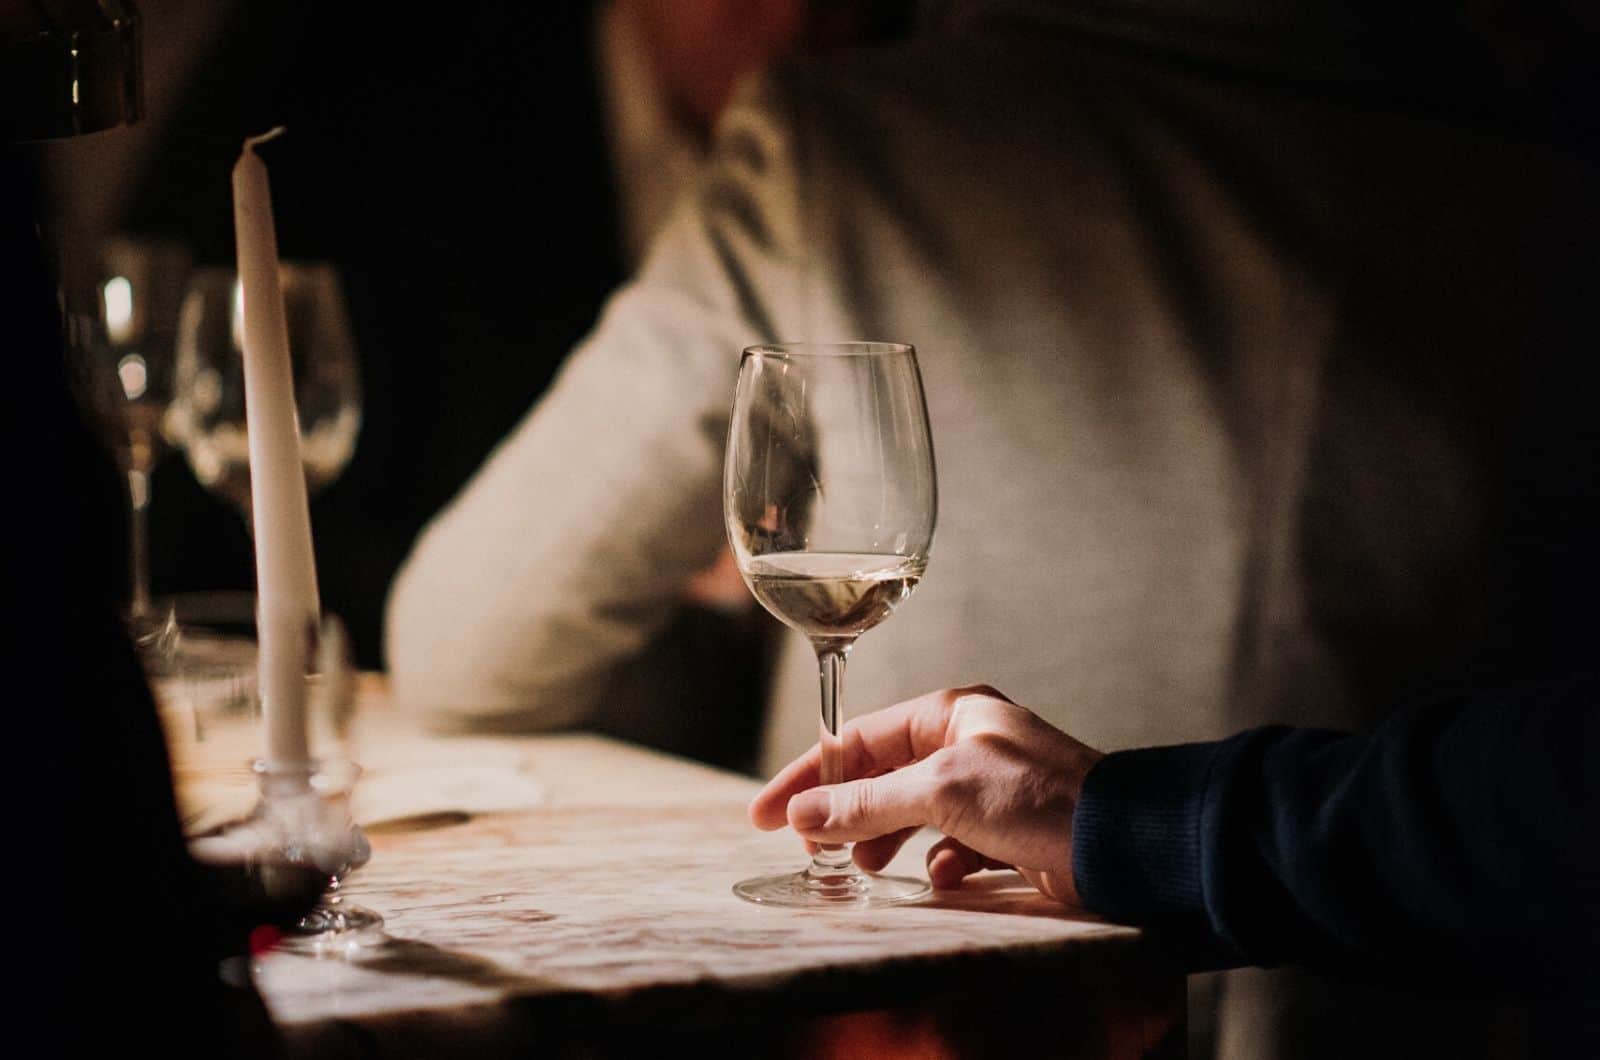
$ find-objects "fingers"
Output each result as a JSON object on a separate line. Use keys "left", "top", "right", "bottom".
{"left": 851, "top": 826, "right": 922, "bottom": 873}
{"left": 926, "top": 836, "right": 1010, "bottom": 890}
{"left": 783, "top": 755, "right": 945, "bottom": 843}
{"left": 750, "top": 685, "right": 1007, "bottom": 830}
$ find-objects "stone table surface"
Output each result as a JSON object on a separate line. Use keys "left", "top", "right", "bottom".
{"left": 172, "top": 681, "right": 1183, "bottom": 1056}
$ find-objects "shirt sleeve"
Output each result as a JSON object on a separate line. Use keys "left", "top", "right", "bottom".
{"left": 1071, "top": 675, "right": 1600, "bottom": 983}
{"left": 383, "top": 75, "right": 810, "bottom": 730}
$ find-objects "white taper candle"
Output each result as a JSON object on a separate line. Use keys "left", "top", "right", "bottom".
{"left": 233, "top": 127, "right": 319, "bottom": 771}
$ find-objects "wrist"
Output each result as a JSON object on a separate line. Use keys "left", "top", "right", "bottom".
{"left": 1070, "top": 743, "right": 1220, "bottom": 923}
{"left": 1059, "top": 747, "right": 1104, "bottom": 907}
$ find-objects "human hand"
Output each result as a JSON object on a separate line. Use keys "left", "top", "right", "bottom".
{"left": 749, "top": 686, "right": 1104, "bottom": 905}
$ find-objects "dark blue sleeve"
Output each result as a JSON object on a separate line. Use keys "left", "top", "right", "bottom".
{"left": 1071, "top": 675, "right": 1600, "bottom": 982}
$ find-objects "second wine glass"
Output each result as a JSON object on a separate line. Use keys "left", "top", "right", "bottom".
{"left": 726, "top": 342, "right": 937, "bottom": 908}
{"left": 67, "top": 236, "right": 192, "bottom": 641}
{"left": 170, "top": 264, "right": 362, "bottom": 527}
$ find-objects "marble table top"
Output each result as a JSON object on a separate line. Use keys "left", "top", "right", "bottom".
{"left": 170, "top": 682, "right": 1175, "bottom": 1050}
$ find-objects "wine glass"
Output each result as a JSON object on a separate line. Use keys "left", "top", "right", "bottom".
{"left": 66, "top": 237, "right": 192, "bottom": 641}
{"left": 168, "top": 263, "right": 361, "bottom": 527}
{"left": 286, "top": 613, "right": 383, "bottom": 946}
{"left": 726, "top": 342, "right": 937, "bottom": 907}
{"left": 185, "top": 615, "right": 384, "bottom": 949}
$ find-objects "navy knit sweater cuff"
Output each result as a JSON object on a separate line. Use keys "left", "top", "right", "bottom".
{"left": 1071, "top": 741, "right": 1223, "bottom": 931}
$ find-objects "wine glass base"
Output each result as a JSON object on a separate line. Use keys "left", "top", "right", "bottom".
{"left": 733, "top": 870, "right": 930, "bottom": 908}
{"left": 280, "top": 900, "right": 385, "bottom": 953}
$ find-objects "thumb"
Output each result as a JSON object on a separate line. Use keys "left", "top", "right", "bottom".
{"left": 786, "top": 757, "right": 943, "bottom": 843}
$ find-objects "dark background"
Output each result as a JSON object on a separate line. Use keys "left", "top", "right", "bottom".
{"left": 28, "top": 0, "right": 779, "bottom": 771}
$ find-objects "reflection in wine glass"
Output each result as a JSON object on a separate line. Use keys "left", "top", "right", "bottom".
{"left": 67, "top": 237, "right": 192, "bottom": 638}
{"left": 726, "top": 342, "right": 937, "bottom": 907}
{"left": 169, "top": 263, "right": 361, "bottom": 526}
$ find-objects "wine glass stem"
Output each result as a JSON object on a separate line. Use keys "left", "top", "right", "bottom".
{"left": 810, "top": 642, "right": 854, "bottom": 876}
{"left": 127, "top": 466, "right": 152, "bottom": 619}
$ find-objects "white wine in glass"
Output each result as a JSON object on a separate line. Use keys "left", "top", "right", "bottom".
{"left": 726, "top": 342, "right": 937, "bottom": 907}
{"left": 744, "top": 552, "right": 925, "bottom": 640}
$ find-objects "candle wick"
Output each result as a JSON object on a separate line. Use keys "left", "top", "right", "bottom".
{"left": 244, "top": 126, "right": 288, "bottom": 151}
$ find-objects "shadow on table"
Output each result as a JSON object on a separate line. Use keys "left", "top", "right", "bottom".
{"left": 349, "top": 936, "right": 565, "bottom": 995}
{"left": 914, "top": 870, "right": 1113, "bottom": 923}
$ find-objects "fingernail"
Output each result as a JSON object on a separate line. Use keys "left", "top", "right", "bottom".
{"left": 788, "top": 790, "right": 831, "bottom": 831}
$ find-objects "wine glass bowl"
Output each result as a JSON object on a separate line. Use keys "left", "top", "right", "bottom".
{"left": 726, "top": 342, "right": 937, "bottom": 907}
{"left": 169, "top": 263, "right": 362, "bottom": 524}
{"left": 69, "top": 237, "right": 192, "bottom": 467}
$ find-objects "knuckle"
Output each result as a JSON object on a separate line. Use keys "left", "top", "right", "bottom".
{"left": 841, "top": 781, "right": 875, "bottom": 826}
{"left": 965, "top": 729, "right": 1016, "bottom": 758}
{"left": 935, "top": 688, "right": 968, "bottom": 742}
{"left": 942, "top": 685, "right": 1016, "bottom": 740}
{"left": 927, "top": 748, "right": 977, "bottom": 828}
{"left": 944, "top": 682, "right": 998, "bottom": 705}
{"left": 928, "top": 744, "right": 966, "bottom": 785}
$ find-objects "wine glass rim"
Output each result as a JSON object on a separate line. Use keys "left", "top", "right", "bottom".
{"left": 743, "top": 341, "right": 914, "bottom": 359}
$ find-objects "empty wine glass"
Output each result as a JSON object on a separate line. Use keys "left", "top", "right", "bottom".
{"left": 66, "top": 236, "right": 192, "bottom": 640}
{"left": 286, "top": 614, "right": 382, "bottom": 946}
{"left": 169, "top": 263, "right": 361, "bottom": 527}
{"left": 186, "top": 614, "right": 384, "bottom": 950}
{"left": 726, "top": 342, "right": 937, "bottom": 907}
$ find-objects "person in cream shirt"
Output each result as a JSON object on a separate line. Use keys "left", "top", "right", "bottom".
{"left": 388, "top": 4, "right": 1600, "bottom": 1056}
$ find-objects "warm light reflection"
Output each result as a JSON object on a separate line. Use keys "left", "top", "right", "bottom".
{"left": 104, "top": 275, "right": 134, "bottom": 343}
{"left": 231, "top": 281, "right": 246, "bottom": 352}
{"left": 191, "top": 367, "right": 222, "bottom": 415}
{"left": 117, "top": 354, "right": 148, "bottom": 401}
{"left": 186, "top": 421, "right": 248, "bottom": 487}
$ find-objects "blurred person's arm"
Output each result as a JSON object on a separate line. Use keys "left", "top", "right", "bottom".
{"left": 752, "top": 678, "right": 1599, "bottom": 980}
{"left": 384, "top": 77, "right": 805, "bottom": 731}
